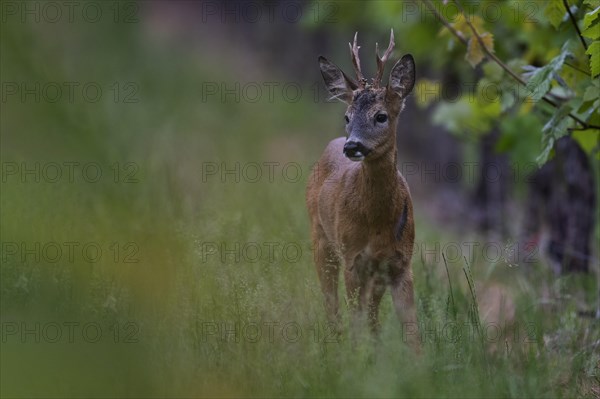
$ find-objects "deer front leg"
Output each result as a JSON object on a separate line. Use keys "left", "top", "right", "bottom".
{"left": 313, "top": 230, "right": 341, "bottom": 328}
{"left": 343, "top": 254, "right": 367, "bottom": 333}
{"left": 366, "top": 276, "right": 386, "bottom": 334}
{"left": 344, "top": 255, "right": 386, "bottom": 334}
{"left": 389, "top": 264, "right": 420, "bottom": 350}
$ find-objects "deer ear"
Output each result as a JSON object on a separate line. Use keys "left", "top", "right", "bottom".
{"left": 387, "top": 54, "right": 415, "bottom": 100}
{"left": 318, "top": 56, "right": 357, "bottom": 104}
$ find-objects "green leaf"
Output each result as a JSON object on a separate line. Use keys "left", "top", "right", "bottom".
{"left": 524, "top": 67, "right": 553, "bottom": 102}
{"left": 585, "top": 0, "right": 600, "bottom": 8}
{"left": 465, "top": 33, "right": 494, "bottom": 68}
{"left": 452, "top": 14, "right": 486, "bottom": 37}
{"left": 525, "top": 46, "right": 572, "bottom": 102}
{"left": 543, "top": 105, "right": 573, "bottom": 137}
{"left": 571, "top": 128, "right": 600, "bottom": 155}
{"left": 582, "top": 22, "right": 600, "bottom": 39}
{"left": 578, "top": 81, "right": 600, "bottom": 113}
{"left": 583, "top": 6, "right": 600, "bottom": 29}
{"left": 545, "top": 0, "right": 566, "bottom": 29}
{"left": 537, "top": 136, "right": 555, "bottom": 165}
{"left": 583, "top": 81, "right": 600, "bottom": 102}
{"left": 582, "top": 6, "right": 600, "bottom": 39}
{"left": 586, "top": 41, "right": 600, "bottom": 77}
{"left": 537, "top": 105, "right": 573, "bottom": 165}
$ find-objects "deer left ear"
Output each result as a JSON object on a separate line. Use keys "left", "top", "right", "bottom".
{"left": 387, "top": 54, "right": 415, "bottom": 100}
{"left": 318, "top": 56, "right": 358, "bottom": 104}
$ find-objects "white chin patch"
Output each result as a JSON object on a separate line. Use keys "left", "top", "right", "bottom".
{"left": 346, "top": 152, "right": 365, "bottom": 162}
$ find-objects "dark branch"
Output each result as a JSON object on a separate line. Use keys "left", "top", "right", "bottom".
{"left": 563, "top": 0, "right": 588, "bottom": 51}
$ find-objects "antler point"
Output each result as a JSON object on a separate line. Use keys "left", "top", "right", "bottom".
{"left": 373, "top": 30, "right": 396, "bottom": 87}
{"left": 349, "top": 31, "right": 364, "bottom": 88}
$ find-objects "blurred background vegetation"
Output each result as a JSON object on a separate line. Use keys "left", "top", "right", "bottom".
{"left": 1, "top": 0, "right": 599, "bottom": 397}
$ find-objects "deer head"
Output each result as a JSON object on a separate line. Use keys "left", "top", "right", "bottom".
{"left": 318, "top": 30, "right": 415, "bottom": 162}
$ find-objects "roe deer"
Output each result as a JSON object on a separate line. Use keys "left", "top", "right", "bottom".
{"left": 306, "top": 30, "right": 418, "bottom": 346}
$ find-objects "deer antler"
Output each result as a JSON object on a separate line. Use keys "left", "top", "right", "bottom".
{"left": 349, "top": 32, "right": 366, "bottom": 88}
{"left": 374, "top": 29, "right": 395, "bottom": 88}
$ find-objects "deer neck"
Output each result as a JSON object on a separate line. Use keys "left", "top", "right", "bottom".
{"left": 356, "top": 134, "right": 400, "bottom": 216}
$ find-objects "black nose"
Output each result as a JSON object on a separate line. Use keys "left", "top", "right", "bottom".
{"left": 343, "top": 141, "right": 370, "bottom": 158}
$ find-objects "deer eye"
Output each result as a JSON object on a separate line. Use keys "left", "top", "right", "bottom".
{"left": 344, "top": 115, "right": 350, "bottom": 124}
{"left": 375, "top": 113, "right": 388, "bottom": 124}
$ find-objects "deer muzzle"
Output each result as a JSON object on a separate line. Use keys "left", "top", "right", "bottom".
{"left": 343, "top": 140, "right": 371, "bottom": 162}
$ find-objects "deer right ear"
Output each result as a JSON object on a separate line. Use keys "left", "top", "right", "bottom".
{"left": 387, "top": 54, "right": 416, "bottom": 100}
{"left": 318, "top": 56, "right": 357, "bottom": 104}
